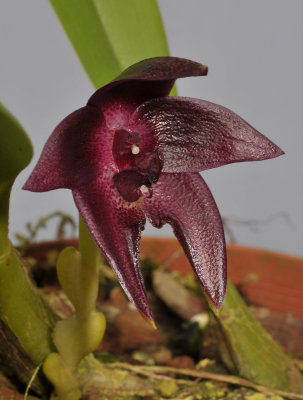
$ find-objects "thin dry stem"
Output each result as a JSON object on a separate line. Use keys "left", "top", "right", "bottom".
{"left": 109, "top": 362, "right": 303, "bottom": 400}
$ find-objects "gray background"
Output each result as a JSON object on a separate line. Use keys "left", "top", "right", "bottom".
{"left": 1, "top": 1, "right": 302, "bottom": 257}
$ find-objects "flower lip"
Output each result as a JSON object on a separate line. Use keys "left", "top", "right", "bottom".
{"left": 113, "top": 170, "right": 149, "bottom": 202}
{"left": 114, "top": 151, "right": 162, "bottom": 203}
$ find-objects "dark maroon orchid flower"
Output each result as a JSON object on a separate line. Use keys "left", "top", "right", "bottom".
{"left": 24, "top": 57, "right": 283, "bottom": 323}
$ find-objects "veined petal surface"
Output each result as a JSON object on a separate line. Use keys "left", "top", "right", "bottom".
{"left": 131, "top": 97, "right": 284, "bottom": 173}
{"left": 143, "top": 172, "right": 227, "bottom": 307}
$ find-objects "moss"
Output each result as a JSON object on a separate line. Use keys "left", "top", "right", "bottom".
{"left": 245, "top": 394, "right": 283, "bottom": 400}
{"left": 193, "top": 381, "right": 228, "bottom": 399}
{"left": 155, "top": 380, "right": 179, "bottom": 398}
{"left": 226, "top": 389, "right": 284, "bottom": 400}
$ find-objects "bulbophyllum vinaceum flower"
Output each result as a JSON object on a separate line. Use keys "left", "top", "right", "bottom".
{"left": 24, "top": 57, "right": 283, "bottom": 324}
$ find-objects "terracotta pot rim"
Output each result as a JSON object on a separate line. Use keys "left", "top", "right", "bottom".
{"left": 22, "top": 236, "right": 303, "bottom": 320}
{"left": 23, "top": 236, "right": 303, "bottom": 262}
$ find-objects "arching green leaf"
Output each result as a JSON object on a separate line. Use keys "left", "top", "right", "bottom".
{"left": 0, "top": 103, "right": 33, "bottom": 254}
{"left": 0, "top": 103, "right": 33, "bottom": 184}
{"left": 49, "top": 0, "right": 172, "bottom": 89}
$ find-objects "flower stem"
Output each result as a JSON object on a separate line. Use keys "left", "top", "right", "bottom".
{"left": 79, "top": 216, "right": 100, "bottom": 270}
{"left": 208, "top": 280, "right": 303, "bottom": 394}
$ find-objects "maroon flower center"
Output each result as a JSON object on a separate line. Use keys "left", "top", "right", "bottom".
{"left": 112, "top": 129, "right": 162, "bottom": 202}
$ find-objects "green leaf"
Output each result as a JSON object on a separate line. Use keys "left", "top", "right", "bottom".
{"left": 0, "top": 245, "right": 56, "bottom": 364}
{"left": 0, "top": 105, "right": 56, "bottom": 381}
{"left": 49, "top": 0, "right": 171, "bottom": 89}
{"left": 0, "top": 102, "right": 33, "bottom": 184}
{"left": 0, "top": 103, "right": 33, "bottom": 254}
{"left": 209, "top": 280, "right": 303, "bottom": 393}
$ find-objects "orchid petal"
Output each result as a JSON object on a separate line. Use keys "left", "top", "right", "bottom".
{"left": 23, "top": 106, "right": 105, "bottom": 191}
{"left": 143, "top": 172, "right": 227, "bottom": 308}
{"left": 23, "top": 56, "right": 284, "bottom": 319}
{"left": 72, "top": 179, "right": 153, "bottom": 322}
{"left": 131, "top": 97, "right": 284, "bottom": 173}
{"left": 88, "top": 57, "right": 208, "bottom": 110}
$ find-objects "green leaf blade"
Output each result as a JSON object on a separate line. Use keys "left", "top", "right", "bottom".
{"left": 0, "top": 103, "right": 33, "bottom": 253}
{"left": 49, "top": 0, "right": 120, "bottom": 88}
{"left": 92, "top": 0, "right": 170, "bottom": 70}
{"left": 0, "top": 103, "right": 33, "bottom": 184}
{"left": 49, "top": 0, "right": 171, "bottom": 89}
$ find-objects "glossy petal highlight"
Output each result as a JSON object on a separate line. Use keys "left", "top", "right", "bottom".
{"left": 143, "top": 172, "right": 227, "bottom": 307}
{"left": 132, "top": 97, "right": 284, "bottom": 173}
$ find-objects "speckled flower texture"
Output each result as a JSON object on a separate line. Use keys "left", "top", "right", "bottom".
{"left": 24, "top": 57, "right": 283, "bottom": 323}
